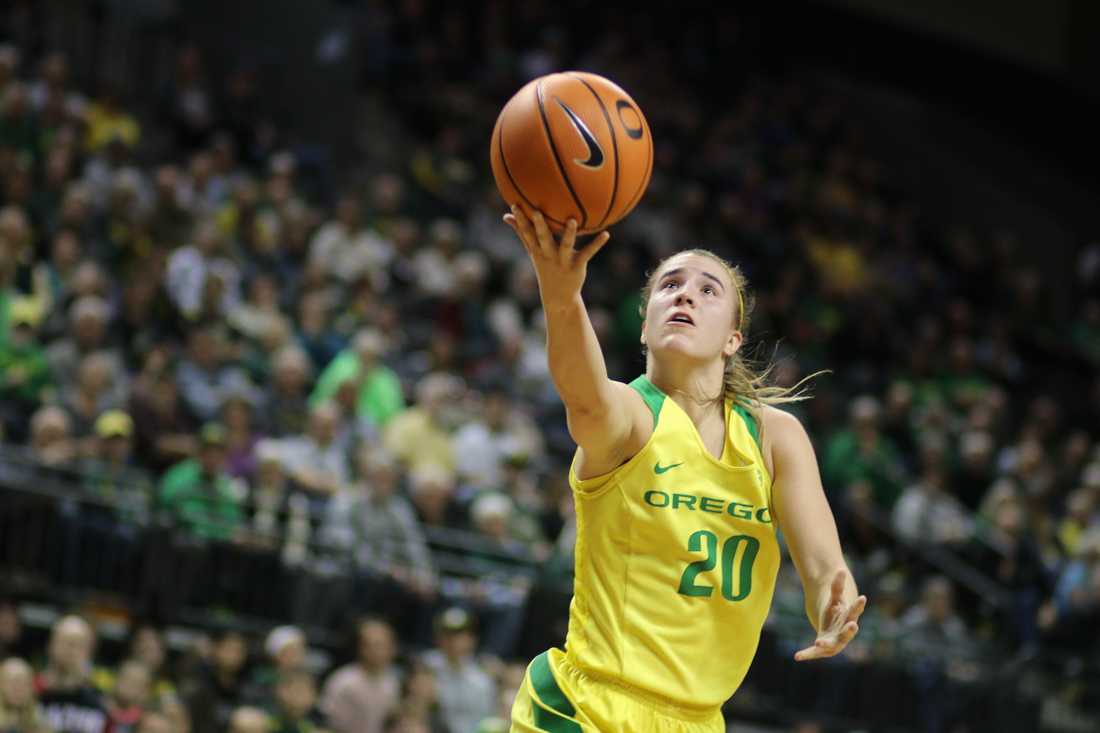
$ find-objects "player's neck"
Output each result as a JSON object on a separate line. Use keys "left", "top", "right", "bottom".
{"left": 646, "top": 359, "right": 725, "bottom": 422}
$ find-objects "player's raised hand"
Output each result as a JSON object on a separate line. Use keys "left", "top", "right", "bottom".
{"left": 795, "top": 569, "right": 867, "bottom": 662}
{"left": 504, "top": 205, "right": 610, "bottom": 309}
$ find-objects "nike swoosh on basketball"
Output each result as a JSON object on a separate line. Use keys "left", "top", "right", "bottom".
{"left": 654, "top": 461, "right": 683, "bottom": 474}
{"left": 555, "top": 97, "right": 604, "bottom": 169}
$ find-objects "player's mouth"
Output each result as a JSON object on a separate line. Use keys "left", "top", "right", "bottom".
{"left": 667, "top": 312, "right": 695, "bottom": 327}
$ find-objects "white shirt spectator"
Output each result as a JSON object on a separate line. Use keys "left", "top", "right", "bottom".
{"left": 422, "top": 650, "right": 495, "bottom": 733}
{"left": 166, "top": 245, "right": 241, "bottom": 319}
{"left": 892, "top": 476, "right": 972, "bottom": 545}
{"left": 309, "top": 221, "right": 393, "bottom": 290}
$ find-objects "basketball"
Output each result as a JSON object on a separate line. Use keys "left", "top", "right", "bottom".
{"left": 490, "top": 71, "right": 653, "bottom": 234}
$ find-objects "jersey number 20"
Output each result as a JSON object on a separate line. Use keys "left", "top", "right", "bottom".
{"left": 678, "top": 530, "right": 760, "bottom": 602}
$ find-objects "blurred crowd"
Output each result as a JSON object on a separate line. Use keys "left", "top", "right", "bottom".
{"left": 0, "top": 602, "right": 516, "bottom": 733}
{"left": 1, "top": 1, "right": 1099, "bottom": 731}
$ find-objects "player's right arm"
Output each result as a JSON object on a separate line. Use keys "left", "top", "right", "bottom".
{"left": 504, "top": 206, "right": 650, "bottom": 477}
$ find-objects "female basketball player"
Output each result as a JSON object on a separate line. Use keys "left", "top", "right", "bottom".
{"left": 503, "top": 207, "right": 866, "bottom": 733}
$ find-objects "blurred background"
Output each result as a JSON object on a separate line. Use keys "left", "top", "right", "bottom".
{"left": 0, "top": 1, "right": 1099, "bottom": 732}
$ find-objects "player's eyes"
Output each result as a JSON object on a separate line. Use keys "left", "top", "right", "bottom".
{"left": 703, "top": 286, "right": 715, "bottom": 295}
{"left": 662, "top": 280, "right": 678, "bottom": 289}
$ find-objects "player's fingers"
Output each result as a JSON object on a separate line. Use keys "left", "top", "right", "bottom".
{"left": 531, "top": 210, "right": 556, "bottom": 258}
{"left": 847, "top": 595, "right": 868, "bottom": 624}
{"left": 503, "top": 214, "right": 535, "bottom": 256}
{"left": 508, "top": 207, "right": 539, "bottom": 253}
{"left": 560, "top": 219, "right": 579, "bottom": 266}
{"left": 576, "top": 231, "right": 611, "bottom": 266}
{"left": 794, "top": 642, "right": 826, "bottom": 662}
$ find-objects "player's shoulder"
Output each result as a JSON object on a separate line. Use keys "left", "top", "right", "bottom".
{"left": 758, "top": 404, "right": 804, "bottom": 434}
{"left": 758, "top": 405, "right": 810, "bottom": 470}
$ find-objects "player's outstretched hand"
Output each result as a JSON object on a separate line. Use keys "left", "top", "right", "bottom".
{"left": 795, "top": 569, "right": 867, "bottom": 662}
{"left": 503, "top": 205, "right": 610, "bottom": 309}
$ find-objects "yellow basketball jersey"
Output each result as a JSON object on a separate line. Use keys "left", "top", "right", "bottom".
{"left": 563, "top": 376, "right": 780, "bottom": 710}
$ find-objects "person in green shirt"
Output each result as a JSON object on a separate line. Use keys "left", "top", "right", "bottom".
{"left": 158, "top": 423, "right": 244, "bottom": 540}
{"left": 310, "top": 328, "right": 404, "bottom": 427}
{"left": 822, "top": 395, "right": 907, "bottom": 511}
{"left": 0, "top": 298, "right": 53, "bottom": 439}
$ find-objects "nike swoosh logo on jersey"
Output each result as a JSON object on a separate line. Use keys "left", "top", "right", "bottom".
{"left": 654, "top": 461, "right": 683, "bottom": 474}
{"left": 555, "top": 97, "right": 604, "bottom": 169}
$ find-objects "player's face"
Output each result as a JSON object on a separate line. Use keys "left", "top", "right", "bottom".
{"left": 643, "top": 254, "right": 741, "bottom": 363}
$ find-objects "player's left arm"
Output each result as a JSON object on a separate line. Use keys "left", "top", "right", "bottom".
{"left": 763, "top": 406, "right": 867, "bottom": 662}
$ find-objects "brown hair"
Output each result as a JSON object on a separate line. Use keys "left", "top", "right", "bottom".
{"left": 640, "top": 248, "right": 819, "bottom": 410}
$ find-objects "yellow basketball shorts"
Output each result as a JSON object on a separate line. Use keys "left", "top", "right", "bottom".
{"left": 510, "top": 648, "right": 724, "bottom": 733}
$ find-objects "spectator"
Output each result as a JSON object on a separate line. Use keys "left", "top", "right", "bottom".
{"left": 899, "top": 577, "right": 969, "bottom": 659}
{"left": 166, "top": 219, "right": 241, "bottom": 321}
{"left": 63, "top": 352, "right": 123, "bottom": 451}
{"left": 822, "top": 395, "right": 906, "bottom": 510}
{"left": 0, "top": 600, "right": 31, "bottom": 660}
{"left": 128, "top": 351, "right": 198, "bottom": 474}
{"left": 137, "top": 711, "right": 173, "bottom": 733}
{"left": 382, "top": 711, "right": 432, "bottom": 733}
{"left": 451, "top": 388, "right": 543, "bottom": 491}
{"left": 105, "top": 660, "right": 151, "bottom": 733}
{"left": 81, "top": 410, "right": 149, "bottom": 518}
{"left": 28, "top": 52, "right": 85, "bottom": 117}
{"left": 269, "top": 668, "right": 326, "bottom": 733}
{"left": 324, "top": 447, "right": 435, "bottom": 613}
{"left": 382, "top": 372, "right": 460, "bottom": 473}
{"left": 175, "top": 325, "right": 251, "bottom": 424}
{"left": 309, "top": 194, "right": 393, "bottom": 290}
{"left": 407, "top": 464, "right": 461, "bottom": 531}
{"left": 29, "top": 404, "right": 76, "bottom": 469}
{"left": 179, "top": 629, "right": 249, "bottom": 733}
{"left": 968, "top": 497, "right": 1050, "bottom": 645}
{"left": 311, "top": 329, "right": 405, "bottom": 429}
{"left": 85, "top": 84, "right": 140, "bottom": 154}
{"left": 294, "top": 292, "right": 344, "bottom": 375}
{"left": 221, "top": 390, "right": 263, "bottom": 481}
{"left": 36, "top": 615, "right": 110, "bottom": 733}
{"left": 45, "top": 296, "right": 124, "bottom": 403}
{"left": 247, "top": 626, "right": 308, "bottom": 706}
{"left": 228, "top": 706, "right": 271, "bottom": 733}
{"left": 320, "top": 618, "right": 400, "bottom": 733}
{"left": 892, "top": 463, "right": 972, "bottom": 546}
{"left": 261, "top": 345, "right": 314, "bottom": 438}
{"left": 0, "top": 657, "right": 49, "bottom": 733}
{"left": 466, "top": 493, "right": 533, "bottom": 659}
{"left": 156, "top": 694, "right": 191, "bottom": 733}
{"left": 1058, "top": 488, "right": 1095, "bottom": 557}
{"left": 393, "top": 661, "right": 448, "bottom": 733}
{"left": 953, "top": 429, "right": 997, "bottom": 511}
{"left": 163, "top": 45, "right": 216, "bottom": 153}
{"left": 246, "top": 439, "right": 294, "bottom": 542}
{"left": 126, "top": 626, "right": 176, "bottom": 705}
{"left": 421, "top": 608, "right": 494, "bottom": 733}
{"left": 0, "top": 296, "right": 52, "bottom": 438}
{"left": 158, "top": 422, "right": 244, "bottom": 540}
{"left": 279, "top": 403, "right": 350, "bottom": 502}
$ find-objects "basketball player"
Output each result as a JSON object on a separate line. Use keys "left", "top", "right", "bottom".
{"left": 503, "top": 207, "right": 866, "bottom": 733}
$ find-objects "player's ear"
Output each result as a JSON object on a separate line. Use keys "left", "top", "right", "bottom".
{"left": 722, "top": 329, "right": 742, "bottom": 359}
{"left": 640, "top": 320, "right": 647, "bottom": 346}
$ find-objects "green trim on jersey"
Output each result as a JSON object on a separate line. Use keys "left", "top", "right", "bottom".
{"left": 629, "top": 376, "right": 666, "bottom": 427}
{"left": 731, "top": 403, "right": 761, "bottom": 451}
{"left": 530, "top": 652, "right": 582, "bottom": 732}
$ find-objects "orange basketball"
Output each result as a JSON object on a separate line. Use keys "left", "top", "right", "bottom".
{"left": 490, "top": 71, "right": 653, "bottom": 234}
